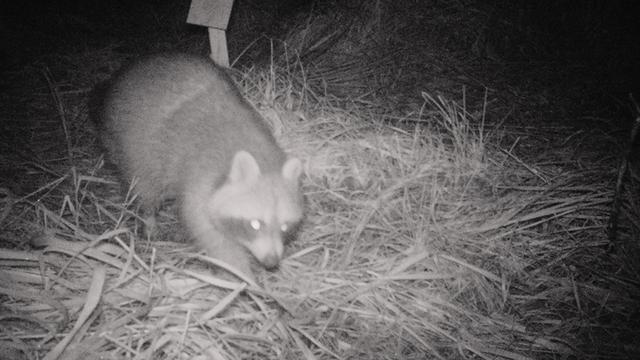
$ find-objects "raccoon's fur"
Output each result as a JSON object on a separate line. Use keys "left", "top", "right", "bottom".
{"left": 96, "top": 53, "right": 303, "bottom": 280}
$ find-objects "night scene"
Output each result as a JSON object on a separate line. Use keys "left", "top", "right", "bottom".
{"left": 1, "top": 1, "right": 639, "bottom": 359}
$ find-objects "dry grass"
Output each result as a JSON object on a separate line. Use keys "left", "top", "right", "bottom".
{"left": 2, "top": 78, "right": 634, "bottom": 358}
{"left": 1, "top": 1, "right": 639, "bottom": 360}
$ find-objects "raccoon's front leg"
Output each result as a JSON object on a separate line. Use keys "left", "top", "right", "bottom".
{"left": 196, "top": 233, "right": 255, "bottom": 281}
{"left": 181, "top": 183, "right": 256, "bottom": 281}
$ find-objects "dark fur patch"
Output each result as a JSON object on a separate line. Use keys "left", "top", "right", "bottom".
{"left": 213, "top": 217, "right": 302, "bottom": 245}
{"left": 214, "top": 217, "right": 263, "bottom": 244}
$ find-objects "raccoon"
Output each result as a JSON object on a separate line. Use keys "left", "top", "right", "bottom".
{"left": 96, "top": 53, "right": 303, "bottom": 280}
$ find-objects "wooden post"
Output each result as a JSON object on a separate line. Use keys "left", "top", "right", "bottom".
{"left": 187, "top": 0, "right": 234, "bottom": 67}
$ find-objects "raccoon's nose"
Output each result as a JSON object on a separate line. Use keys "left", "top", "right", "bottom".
{"left": 260, "top": 253, "right": 281, "bottom": 270}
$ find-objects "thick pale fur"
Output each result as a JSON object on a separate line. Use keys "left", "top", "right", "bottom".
{"left": 98, "top": 53, "right": 303, "bottom": 279}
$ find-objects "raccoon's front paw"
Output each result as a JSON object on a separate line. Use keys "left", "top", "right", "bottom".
{"left": 198, "top": 240, "right": 257, "bottom": 284}
{"left": 215, "top": 255, "right": 256, "bottom": 284}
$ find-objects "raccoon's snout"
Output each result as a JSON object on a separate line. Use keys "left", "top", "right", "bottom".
{"left": 249, "top": 236, "right": 284, "bottom": 270}
{"left": 260, "top": 253, "right": 281, "bottom": 270}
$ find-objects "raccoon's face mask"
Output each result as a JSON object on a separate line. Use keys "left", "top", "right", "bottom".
{"left": 209, "top": 151, "right": 303, "bottom": 269}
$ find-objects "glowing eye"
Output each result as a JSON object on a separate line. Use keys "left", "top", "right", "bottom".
{"left": 280, "top": 223, "right": 289, "bottom": 233}
{"left": 250, "top": 219, "right": 261, "bottom": 231}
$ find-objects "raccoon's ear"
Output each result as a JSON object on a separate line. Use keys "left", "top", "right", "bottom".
{"left": 229, "top": 151, "right": 261, "bottom": 183}
{"left": 282, "top": 157, "right": 302, "bottom": 182}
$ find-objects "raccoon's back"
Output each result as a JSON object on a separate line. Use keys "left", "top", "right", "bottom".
{"left": 99, "top": 53, "right": 286, "bottom": 201}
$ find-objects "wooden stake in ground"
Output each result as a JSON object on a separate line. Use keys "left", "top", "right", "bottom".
{"left": 187, "top": 0, "right": 234, "bottom": 67}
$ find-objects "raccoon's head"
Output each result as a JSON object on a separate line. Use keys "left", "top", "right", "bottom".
{"left": 209, "top": 150, "right": 303, "bottom": 270}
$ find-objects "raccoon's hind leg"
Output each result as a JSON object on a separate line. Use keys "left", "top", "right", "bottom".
{"left": 138, "top": 197, "right": 161, "bottom": 240}
{"left": 142, "top": 213, "right": 157, "bottom": 240}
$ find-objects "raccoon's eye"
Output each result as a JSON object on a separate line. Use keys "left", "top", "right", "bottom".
{"left": 280, "top": 221, "right": 299, "bottom": 235}
{"left": 250, "top": 219, "right": 262, "bottom": 231}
